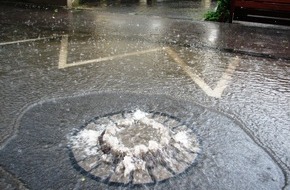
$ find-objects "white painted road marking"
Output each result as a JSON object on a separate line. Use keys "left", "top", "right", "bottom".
{"left": 60, "top": 48, "right": 164, "bottom": 69}
{"left": 0, "top": 35, "right": 62, "bottom": 46}
{"left": 0, "top": 35, "right": 239, "bottom": 98}
{"left": 165, "top": 47, "right": 240, "bottom": 98}
{"left": 58, "top": 35, "right": 163, "bottom": 69}
{"left": 58, "top": 35, "right": 69, "bottom": 69}
{"left": 57, "top": 35, "right": 239, "bottom": 98}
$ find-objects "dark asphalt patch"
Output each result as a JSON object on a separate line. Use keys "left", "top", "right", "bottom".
{"left": 0, "top": 92, "right": 284, "bottom": 189}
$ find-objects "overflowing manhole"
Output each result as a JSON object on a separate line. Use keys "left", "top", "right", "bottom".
{"left": 69, "top": 110, "right": 200, "bottom": 185}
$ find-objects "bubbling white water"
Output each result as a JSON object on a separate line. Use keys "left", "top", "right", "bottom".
{"left": 69, "top": 110, "right": 200, "bottom": 184}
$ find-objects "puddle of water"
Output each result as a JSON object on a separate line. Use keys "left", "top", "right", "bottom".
{"left": 80, "top": 0, "right": 217, "bottom": 20}
{"left": 0, "top": 93, "right": 285, "bottom": 189}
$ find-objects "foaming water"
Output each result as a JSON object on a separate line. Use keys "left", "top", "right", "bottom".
{"left": 69, "top": 110, "right": 200, "bottom": 185}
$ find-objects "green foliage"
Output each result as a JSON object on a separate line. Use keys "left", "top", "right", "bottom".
{"left": 204, "top": 0, "right": 230, "bottom": 22}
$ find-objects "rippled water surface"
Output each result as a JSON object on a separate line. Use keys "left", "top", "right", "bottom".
{"left": 0, "top": 3, "right": 290, "bottom": 190}
{"left": 81, "top": 0, "right": 216, "bottom": 20}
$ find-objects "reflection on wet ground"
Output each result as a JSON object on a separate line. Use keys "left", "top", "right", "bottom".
{"left": 80, "top": 0, "right": 216, "bottom": 20}
{"left": 0, "top": 2, "right": 290, "bottom": 189}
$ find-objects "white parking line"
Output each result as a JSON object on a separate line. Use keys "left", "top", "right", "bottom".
{"left": 57, "top": 36, "right": 239, "bottom": 98}
{"left": 58, "top": 35, "right": 69, "bottom": 69}
{"left": 57, "top": 34, "right": 163, "bottom": 69}
{"left": 212, "top": 58, "right": 240, "bottom": 97}
{"left": 65, "top": 48, "right": 164, "bottom": 68}
{"left": 165, "top": 47, "right": 240, "bottom": 98}
{"left": 0, "top": 35, "right": 61, "bottom": 46}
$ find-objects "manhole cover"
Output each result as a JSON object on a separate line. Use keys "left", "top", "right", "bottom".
{"left": 69, "top": 110, "right": 200, "bottom": 185}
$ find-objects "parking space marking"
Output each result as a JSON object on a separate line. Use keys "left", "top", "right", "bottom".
{"left": 1, "top": 35, "right": 238, "bottom": 98}
{"left": 0, "top": 35, "right": 61, "bottom": 46}
{"left": 58, "top": 35, "right": 69, "bottom": 69}
{"left": 165, "top": 47, "right": 240, "bottom": 98}
{"left": 212, "top": 58, "right": 240, "bottom": 97}
{"left": 63, "top": 48, "right": 164, "bottom": 69}
{"left": 58, "top": 35, "right": 164, "bottom": 69}
{"left": 57, "top": 36, "right": 239, "bottom": 98}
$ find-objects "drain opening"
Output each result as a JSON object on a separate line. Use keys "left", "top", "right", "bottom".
{"left": 69, "top": 110, "right": 200, "bottom": 185}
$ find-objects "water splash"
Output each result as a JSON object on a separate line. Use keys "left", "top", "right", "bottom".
{"left": 69, "top": 110, "right": 200, "bottom": 185}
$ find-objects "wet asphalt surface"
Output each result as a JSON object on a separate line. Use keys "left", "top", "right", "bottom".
{"left": 0, "top": 2, "right": 290, "bottom": 190}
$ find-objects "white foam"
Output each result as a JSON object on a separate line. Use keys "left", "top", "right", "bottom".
{"left": 70, "top": 111, "right": 199, "bottom": 184}
{"left": 134, "top": 144, "right": 148, "bottom": 156}
{"left": 117, "top": 118, "right": 134, "bottom": 126}
{"left": 71, "top": 129, "right": 100, "bottom": 156}
{"left": 148, "top": 140, "right": 160, "bottom": 151}
{"left": 174, "top": 131, "right": 190, "bottom": 148}
{"left": 123, "top": 156, "right": 136, "bottom": 176}
{"left": 73, "top": 129, "right": 99, "bottom": 147}
{"left": 133, "top": 110, "right": 147, "bottom": 120}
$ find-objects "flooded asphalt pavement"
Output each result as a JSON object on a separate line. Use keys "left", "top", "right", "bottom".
{"left": 0, "top": 2, "right": 290, "bottom": 190}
